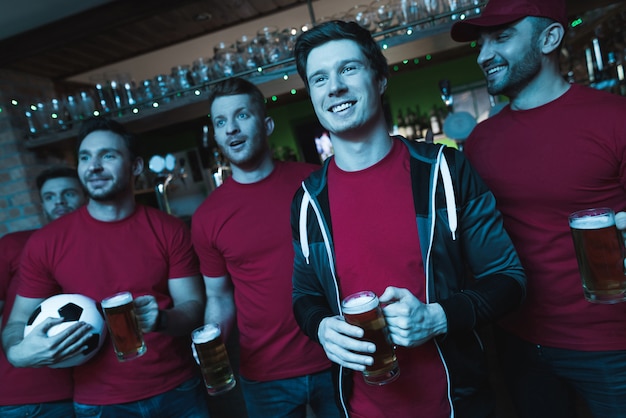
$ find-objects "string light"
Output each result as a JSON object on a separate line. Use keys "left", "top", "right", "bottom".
{"left": 11, "top": 99, "right": 18, "bottom": 106}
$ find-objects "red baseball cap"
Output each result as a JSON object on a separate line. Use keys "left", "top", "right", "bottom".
{"left": 450, "top": 0, "right": 568, "bottom": 42}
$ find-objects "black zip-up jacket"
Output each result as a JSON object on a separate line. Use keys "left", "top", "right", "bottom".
{"left": 291, "top": 138, "right": 526, "bottom": 417}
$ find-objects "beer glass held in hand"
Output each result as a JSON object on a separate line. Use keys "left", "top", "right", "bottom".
{"left": 192, "top": 323, "right": 236, "bottom": 396}
{"left": 341, "top": 291, "right": 400, "bottom": 385}
{"left": 569, "top": 208, "right": 626, "bottom": 303}
{"left": 101, "top": 291, "right": 147, "bottom": 361}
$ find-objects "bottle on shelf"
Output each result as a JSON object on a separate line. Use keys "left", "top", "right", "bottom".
{"left": 413, "top": 106, "right": 423, "bottom": 140}
{"left": 429, "top": 105, "right": 442, "bottom": 135}
{"left": 396, "top": 109, "right": 407, "bottom": 138}
{"left": 211, "top": 148, "right": 231, "bottom": 188}
{"left": 404, "top": 108, "right": 415, "bottom": 140}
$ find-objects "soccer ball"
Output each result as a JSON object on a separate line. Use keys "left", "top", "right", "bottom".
{"left": 24, "top": 294, "right": 107, "bottom": 368}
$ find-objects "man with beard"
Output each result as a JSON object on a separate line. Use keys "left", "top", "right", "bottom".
{"left": 191, "top": 78, "right": 339, "bottom": 417}
{"left": 290, "top": 20, "right": 526, "bottom": 418}
{"left": 2, "top": 117, "right": 209, "bottom": 417}
{"left": 451, "top": 0, "right": 626, "bottom": 416}
{"left": 0, "top": 166, "right": 86, "bottom": 417}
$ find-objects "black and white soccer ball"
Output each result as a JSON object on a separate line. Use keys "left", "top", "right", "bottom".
{"left": 24, "top": 294, "right": 107, "bottom": 368}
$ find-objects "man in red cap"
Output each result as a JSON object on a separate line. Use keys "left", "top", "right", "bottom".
{"left": 451, "top": 1, "right": 626, "bottom": 417}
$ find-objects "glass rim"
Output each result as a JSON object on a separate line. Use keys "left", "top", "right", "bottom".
{"left": 341, "top": 290, "right": 379, "bottom": 314}
{"left": 101, "top": 291, "right": 133, "bottom": 308}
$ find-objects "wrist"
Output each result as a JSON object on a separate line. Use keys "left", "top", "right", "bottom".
{"left": 427, "top": 303, "right": 448, "bottom": 336}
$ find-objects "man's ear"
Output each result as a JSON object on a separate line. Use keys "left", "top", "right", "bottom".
{"left": 132, "top": 157, "right": 144, "bottom": 176}
{"left": 265, "top": 116, "right": 275, "bottom": 137}
{"left": 379, "top": 77, "right": 388, "bottom": 95}
{"left": 541, "top": 22, "right": 565, "bottom": 55}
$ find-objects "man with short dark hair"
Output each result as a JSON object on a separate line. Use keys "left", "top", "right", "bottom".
{"left": 2, "top": 117, "right": 209, "bottom": 417}
{"left": 0, "top": 165, "right": 86, "bottom": 417}
{"left": 291, "top": 20, "right": 526, "bottom": 417}
{"left": 451, "top": 0, "right": 626, "bottom": 416}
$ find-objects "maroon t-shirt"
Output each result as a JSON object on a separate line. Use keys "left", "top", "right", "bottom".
{"left": 465, "top": 84, "right": 626, "bottom": 350}
{"left": 192, "top": 161, "right": 332, "bottom": 381}
{"left": 328, "top": 139, "right": 450, "bottom": 417}
{"left": 0, "top": 229, "right": 74, "bottom": 405}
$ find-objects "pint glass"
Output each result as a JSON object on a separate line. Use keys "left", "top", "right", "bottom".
{"left": 192, "top": 323, "right": 236, "bottom": 396}
{"left": 341, "top": 291, "right": 400, "bottom": 385}
{"left": 101, "top": 291, "right": 147, "bottom": 361}
{"left": 569, "top": 208, "right": 626, "bottom": 303}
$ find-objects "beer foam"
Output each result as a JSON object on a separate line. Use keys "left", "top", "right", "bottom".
{"left": 101, "top": 292, "right": 132, "bottom": 308}
{"left": 342, "top": 292, "right": 378, "bottom": 314}
{"left": 192, "top": 324, "right": 220, "bottom": 343}
{"left": 570, "top": 214, "right": 615, "bottom": 230}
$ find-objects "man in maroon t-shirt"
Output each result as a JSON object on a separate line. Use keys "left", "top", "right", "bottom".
{"left": 0, "top": 166, "right": 86, "bottom": 417}
{"left": 452, "top": 0, "right": 626, "bottom": 417}
{"left": 192, "top": 78, "right": 339, "bottom": 418}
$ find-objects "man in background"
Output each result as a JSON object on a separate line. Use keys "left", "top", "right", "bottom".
{"left": 191, "top": 77, "right": 339, "bottom": 418}
{"left": 2, "top": 117, "right": 208, "bottom": 417}
{"left": 452, "top": 0, "right": 626, "bottom": 416}
{"left": 0, "top": 166, "right": 86, "bottom": 417}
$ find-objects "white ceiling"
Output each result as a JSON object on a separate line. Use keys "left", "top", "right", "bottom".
{"left": 0, "top": 0, "right": 115, "bottom": 40}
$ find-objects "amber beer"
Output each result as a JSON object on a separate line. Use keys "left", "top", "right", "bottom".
{"left": 569, "top": 208, "right": 626, "bottom": 303}
{"left": 341, "top": 291, "right": 400, "bottom": 385}
{"left": 101, "top": 292, "right": 147, "bottom": 361}
{"left": 192, "top": 323, "right": 236, "bottom": 396}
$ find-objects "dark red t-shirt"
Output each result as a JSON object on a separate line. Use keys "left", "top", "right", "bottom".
{"left": 328, "top": 140, "right": 450, "bottom": 417}
{"left": 465, "top": 84, "right": 626, "bottom": 350}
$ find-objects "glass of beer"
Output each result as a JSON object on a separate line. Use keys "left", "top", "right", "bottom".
{"left": 101, "top": 291, "right": 147, "bottom": 361}
{"left": 569, "top": 208, "right": 626, "bottom": 303}
{"left": 341, "top": 290, "right": 400, "bottom": 385}
{"left": 191, "top": 323, "right": 236, "bottom": 396}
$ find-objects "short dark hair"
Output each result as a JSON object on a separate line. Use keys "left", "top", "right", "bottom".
{"left": 77, "top": 117, "right": 139, "bottom": 161}
{"left": 35, "top": 166, "right": 79, "bottom": 191}
{"left": 294, "top": 20, "right": 389, "bottom": 90}
{"left": 207, "top": 77, "right": 267, "bottom": 118}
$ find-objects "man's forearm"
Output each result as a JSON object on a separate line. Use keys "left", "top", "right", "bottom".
{"left": 2, "top": 321, "right": 25, "bottom": 366}
{"left": 159, "top": 300, "right": 204, "bottom": 337}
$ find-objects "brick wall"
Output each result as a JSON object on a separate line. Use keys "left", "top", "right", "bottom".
{"left": 0, "top": 70, "right": 71, "bottom": 237}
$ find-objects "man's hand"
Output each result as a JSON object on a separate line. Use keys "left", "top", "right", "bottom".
{"left": 134, "top": 295, "right": 159, "bottom": 333}
{"left": 7, "top": 318, "right": 92, "bottom": 368}
{"left": 380, "top": 286, "right": 448, "bottom": 348}
{"left": 615, "top": 212, "right": 626, "bottom": 231}
{"left": 317, "top": 316, "right": 375, "bottom": 371}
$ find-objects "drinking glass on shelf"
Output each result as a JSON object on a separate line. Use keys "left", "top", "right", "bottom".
{"left": 370, "top": 0, "right": 396, "bottom": 32}
{"left": 172, "top": 65, "right": 193, "bottom": 90}
{"left": 153, "top": 74, "right": 172, "bottom": 103}
{"left": 257, "top": 26, "right": 286, "bottom": 65}
{"left": 65, "top": 95, "right": 83, "bottom": 122}
{"left": 345, "top": 4, "right": 376, "bottom": 32}
{"left": 396, "top": 0, "right": 423, "bottom": 31}
{"left": 191, "top": 57, "right": 215, "bottom": 87}
{"left": 236, "top": 35, "right": 262, "bottom": 72}
{"left": 214, "top": 42, "right": 244, "bottom": 77}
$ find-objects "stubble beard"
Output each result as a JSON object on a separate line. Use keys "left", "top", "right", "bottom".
{"left": 487, "top": 44, "right": 542, "bottom": 98}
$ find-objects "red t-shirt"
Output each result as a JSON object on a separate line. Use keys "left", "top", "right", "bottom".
{"left": 0, "top": 229, "right": 74, "bottom": 405}
{"left": 328, "top": 140, "right": 450, "bottom": 418}
{"left": 17, "top": 205, "right": 200, "bottom": 404}
{"left": 192, "top": 161, "right": 331, "bottom": 381}
{"left": 465, "top": 84, "right": 626, "bottom": 350}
